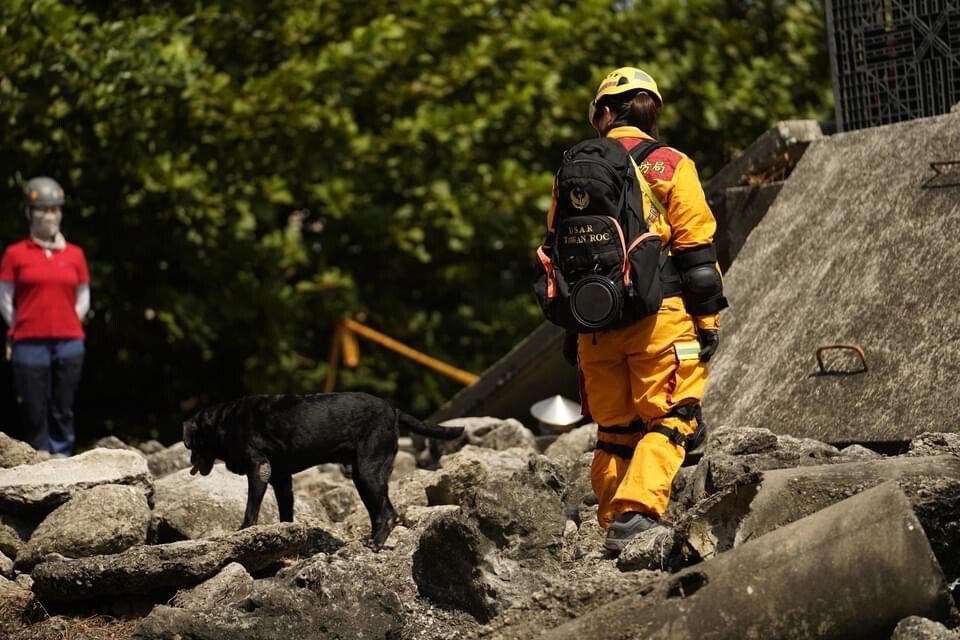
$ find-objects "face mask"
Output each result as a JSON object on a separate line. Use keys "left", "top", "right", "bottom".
{"left": 28, "top": 208, "right": 62, "bottom": 241}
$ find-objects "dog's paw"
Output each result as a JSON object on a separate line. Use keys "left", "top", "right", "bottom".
{"left": 363, "top": 538, "right": 386, "bottom": 553}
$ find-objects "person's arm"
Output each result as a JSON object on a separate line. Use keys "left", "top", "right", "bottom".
{"left": 662, "top": 156, "right": 727, "bottom": 361}
{"left": 0, "top": 248, "right": 15, "bottom": 330}
{"left": 545, "top": 177, "right": 559, "bottom": 233}
{"left": 543, "top": 178, "right": 577, "bottom": 364}
{"left": 0, "top": 281, "right": 13, "bottom": 328}
{"left": 74, "top": 247, "right": 91, "bottom": 321}
{"left": 665, "top": 157, "right": 727, "bottom": 332}
{"left": 75, "top": 283, "right": 90, "bottom": 320}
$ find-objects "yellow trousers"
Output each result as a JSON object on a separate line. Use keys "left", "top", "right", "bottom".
{"left": 579, "top": 296, "right": 707, "bottom": 528}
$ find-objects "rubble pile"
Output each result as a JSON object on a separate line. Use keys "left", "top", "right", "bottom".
{"left": 0, "top": 422, "right": 957, "bottom": 640}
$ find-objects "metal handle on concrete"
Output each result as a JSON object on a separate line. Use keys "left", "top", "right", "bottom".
{"left": 921, "top": 161, "right": 960, "bottom": 189}
{"left": 815, "top": 343, "right": 867, "bottom": 374}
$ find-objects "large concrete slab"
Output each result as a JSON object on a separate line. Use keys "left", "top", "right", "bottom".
{"left": 705, "top": 112, "right": 960, "bottom": 443}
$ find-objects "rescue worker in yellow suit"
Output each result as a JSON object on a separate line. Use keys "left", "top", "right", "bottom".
{"left": 548, "top": 68, "right": 728, "bottom": 553}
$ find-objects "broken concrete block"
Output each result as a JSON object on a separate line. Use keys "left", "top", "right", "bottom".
{"left": 0, "top": 449, "right": 152, "bottom": 513}
{"left": 890, "top": 616, "right": 958, "bottom": 640}
{"left": 152, "top": 465, "right": 279, "bottom": 541}
{"left": 0, "top": 550, "right": 12, "bottom": 578}
{"left": 687, "top": 455, "right": 960, "bottom": 565}
{"left": 615, "top": 526, "right": 675, "bottom": 573}
{"left": 30, "top": 523, "right": 309, "bottom": 603}
{"left": 412, "top": 510, "right": 507, "bottom": 622}
{"left": 686, "top": 425, "right": 843, "bottom": 504}
{"left": 429, "top": 417, "right": 538, "bottom": 460}
{"left": 0, "top": 432, "right": 41, "bottom": 469}
{"left": 544, "top": 482, "right": 953, "bottom": 640}
{"left": 908, "top": 433, "right": 960, "bottom": 458}
{"left": 169, "top": 561, "right": 255, "bottom": 610}
{"left": 0, "top": 523, "right": 22, "bottom": 560}
{"left": 16, "top": 484, "right": 151, "bottom": 571}
{"left": 707, "top": 120, "right": 827, "bottom": 195}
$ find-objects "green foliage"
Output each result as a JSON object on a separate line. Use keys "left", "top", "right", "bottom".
{"left": 0, "top": 0, "right": 832, "bottom": 442}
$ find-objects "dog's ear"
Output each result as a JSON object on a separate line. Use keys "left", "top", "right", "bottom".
{"left": 182, "top": 419, "right": 197, "bottom": 449}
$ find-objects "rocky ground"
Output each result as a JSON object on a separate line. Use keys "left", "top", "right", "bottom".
{"left": 0, "top": 417, "right": 959, "bottom": 639}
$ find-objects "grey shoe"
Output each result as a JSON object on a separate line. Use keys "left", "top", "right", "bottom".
{"left": 604, "top": 511, "right": 658, "bottom": 554}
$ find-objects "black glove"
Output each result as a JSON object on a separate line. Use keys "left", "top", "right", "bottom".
{"left": 697, "top": 328, "right": 720, "bottom": 363}
{"left": 562, "top": 330, "right": 579, "bottom": 367}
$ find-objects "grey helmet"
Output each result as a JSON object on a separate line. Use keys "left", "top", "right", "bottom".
{"left": 24, "top": 176, "right": 65, "bottom": 209}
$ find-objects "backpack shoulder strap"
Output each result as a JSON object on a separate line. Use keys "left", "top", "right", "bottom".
{"left": 628, "top": 141, "right": 667, "bottom": 217}
{"left": 629, "top": 139, "right": 665, "bottom": 163}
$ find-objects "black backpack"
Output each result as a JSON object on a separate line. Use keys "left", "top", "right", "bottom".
{"left": 534, "top": 137, "right": 666, "bottom": 333}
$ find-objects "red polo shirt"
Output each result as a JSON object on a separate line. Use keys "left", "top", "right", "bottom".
{"left": 0, "top": 239, "right": 90, "bottom": 340}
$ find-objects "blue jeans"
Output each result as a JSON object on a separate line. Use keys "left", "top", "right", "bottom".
{"left": 12, "top": 339, "right": 84, "bottom": 455}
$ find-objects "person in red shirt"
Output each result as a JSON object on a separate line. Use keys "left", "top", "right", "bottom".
{"left": 0, "top": 177, "right": 90, "bottom": 455}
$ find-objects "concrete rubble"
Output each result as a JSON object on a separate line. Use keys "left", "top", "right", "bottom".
{"left": 0, "top": 418, "right": 955, "bottom": 639}
{"left": 685, "top": 455, "right": 960, "bottom": 563}
{"left": 31, "top": 523, "right": 312, "bottom": 603}
{"left": 0, "top": 448, "right": 152, "bottom": 512}
{"left": 543, "top": 482, "right": 953, "bottom": 640}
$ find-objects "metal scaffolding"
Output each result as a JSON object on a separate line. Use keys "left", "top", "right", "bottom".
{"left": 827, "top": 0, "right": 960, "bottom": 131}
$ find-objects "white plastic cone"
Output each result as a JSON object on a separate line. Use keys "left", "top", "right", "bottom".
{"left": 530, "top": 395, "right": 583, "bottom": 427}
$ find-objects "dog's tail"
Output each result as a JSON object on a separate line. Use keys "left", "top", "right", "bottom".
{"left": 397, "top": 411, "right": 464, "bottom": 440}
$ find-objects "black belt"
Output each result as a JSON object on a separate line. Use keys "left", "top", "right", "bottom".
{"left": 660, "top": 253, "right": 683, "bottom": 298}
{"left": 595, "top": 440, "right": 638, "bottom": 459}
{"left": 597, "top": 419, "right": 646, "bottom": 435}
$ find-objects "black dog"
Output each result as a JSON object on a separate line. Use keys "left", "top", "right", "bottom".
{"left": 182, "top": 392, "right": 464, "bottom": 549}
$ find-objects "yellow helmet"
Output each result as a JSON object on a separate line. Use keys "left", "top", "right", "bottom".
{"left": 588, "top": 67, "right": 662, "bottom": 124}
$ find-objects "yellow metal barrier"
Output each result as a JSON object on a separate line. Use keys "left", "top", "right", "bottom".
{"left": 323, "top": 317, "right": 479, "bottom": 392}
